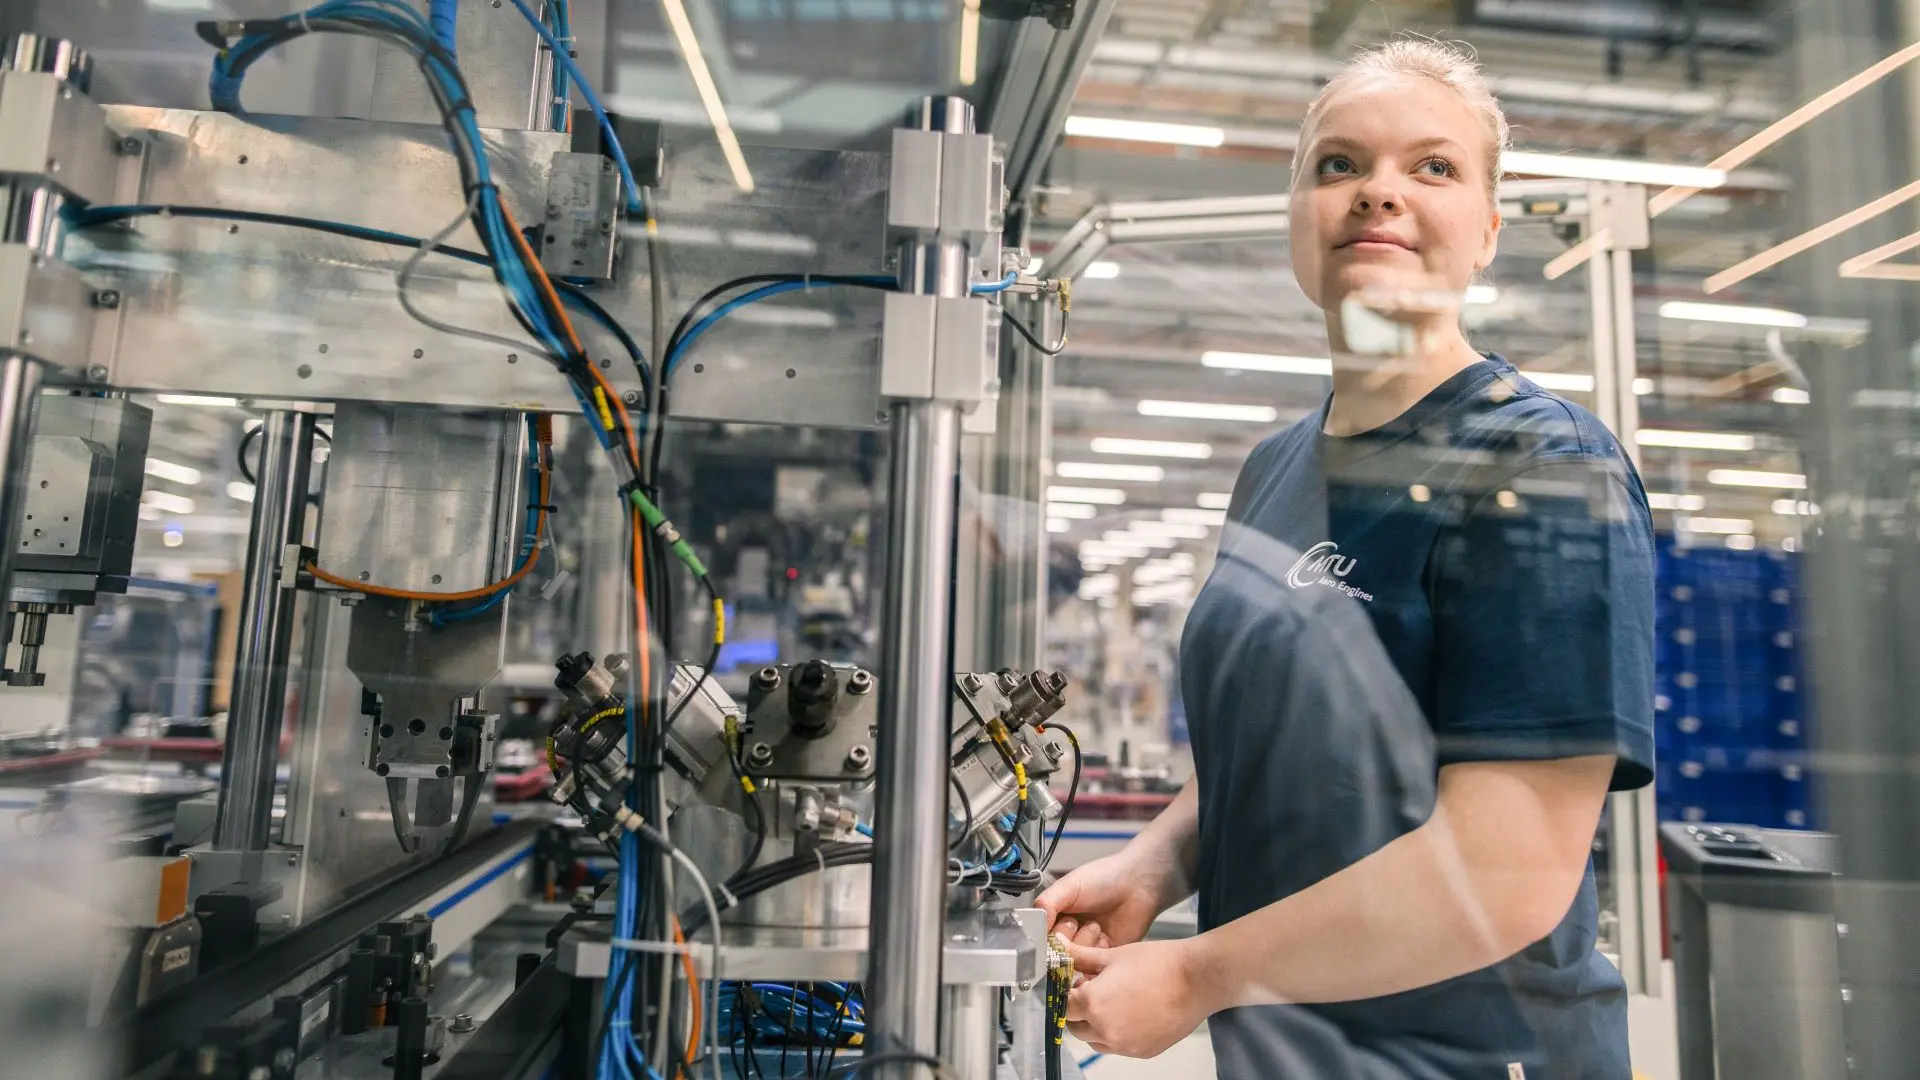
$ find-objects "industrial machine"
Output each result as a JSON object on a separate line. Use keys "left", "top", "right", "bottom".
{"left": 0, "top": 0, "right": 1083, "bottom": 1076}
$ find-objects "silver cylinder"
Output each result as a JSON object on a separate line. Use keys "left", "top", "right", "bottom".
{"left": 2, "top": 34, "right": 93, "bottom": 94}
{"left": 938, "top": 985, "right": 1000, "bottom": 1080}
{"left": 867, "top": 94, "right": 978, "bottom": 1075}
{"left": 212, "top": 411, "right": 317, "bottom": 851}
{"left": 0, "top": 356, "right": 43, "bottom": 612}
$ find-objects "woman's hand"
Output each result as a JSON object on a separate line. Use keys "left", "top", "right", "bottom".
{"left": 1064, "top": 938, "right": 1216, "bottom": 1058}
{"left": 1035, "top": 849, "right": 1181, "bottom": 948}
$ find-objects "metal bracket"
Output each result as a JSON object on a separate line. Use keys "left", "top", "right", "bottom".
{"left": 0, "top": 245, "right": 98, "bottom": 377}
{"left": 0, "top": 70, "right": 121, "bottom": 206}
{"left": 539, "top": 151, "right": 623, "bottom": 283}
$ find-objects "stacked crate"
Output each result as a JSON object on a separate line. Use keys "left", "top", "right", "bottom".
{"left": 1653, "top": 539, "right": 1809, "bottom": 828}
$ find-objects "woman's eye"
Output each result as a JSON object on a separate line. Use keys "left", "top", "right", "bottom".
{"left": 1418, "top": 157, "right": 1457, "bottom": 178}
{"left": 1316, "top": 155, "right": 1355, "bottom": 177}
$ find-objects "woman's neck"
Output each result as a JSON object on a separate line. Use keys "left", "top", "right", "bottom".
{"left": 1321, "top": 312, "right": 1485, "bottom": 437}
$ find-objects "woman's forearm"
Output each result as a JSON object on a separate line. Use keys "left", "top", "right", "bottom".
{"left": 1184, "top": 756, "right": 1613, "bottom": 1011}
{"left": 1121, "top": 778, "right": 1202, "bottom": 907}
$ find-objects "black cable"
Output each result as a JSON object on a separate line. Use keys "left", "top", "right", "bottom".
{"left": 680, "top": 843, "right": 874, "bottom": 936}
{"left": 662, "top": 274, "right": 898, "bottom": 369}
{"left": 948, "top": 774, "right": 975, "bottom": 853}
{"left": 235, "top": 422, "right": 332, "bottom": 494}
{"left": 1004, "top": 307, "right": 1070, "bottom": 356}
{"left": 1039, "top": 722, "right": 1082, "bottom": 871}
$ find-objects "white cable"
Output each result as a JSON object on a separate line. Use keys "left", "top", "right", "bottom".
{"left": 641, "top": 828, "right": 726, "bottom": 1080}
{"left": 394, "top": 190, "right": 552, "bottom": 359}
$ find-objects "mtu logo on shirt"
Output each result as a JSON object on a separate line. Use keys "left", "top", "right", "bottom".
{"left": 1285, "top": 541, "right": 1374, "bottom": 602}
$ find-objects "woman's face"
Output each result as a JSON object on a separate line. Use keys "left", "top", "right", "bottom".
{"left": 1288, "top": 74, "right": 1502, "bottom": 313}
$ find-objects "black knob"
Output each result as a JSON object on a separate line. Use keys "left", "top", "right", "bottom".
{"left": 787, "top": 660, "right": 840, "bottom": 737}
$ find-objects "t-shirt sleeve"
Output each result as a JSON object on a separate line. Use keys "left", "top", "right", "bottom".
{"left": 1427, "top": 453, "right": 1656, "bottom": 791}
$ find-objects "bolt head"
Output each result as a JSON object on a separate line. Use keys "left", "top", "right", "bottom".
{"left": 117, "top": 136, "right": 142, "bottom": 155}
{"left": 846, "top": 745, "right": 872, "bottom": 770}
{"left": 622, "top": 389, "right": 641, "bottom": 405}
{"left": 93, "top": 289, "right": 120, "bottom": 309}
{"left": 86, "top": 364, "right": 107, "bottom": 382}
{"left": 748, "top": 742, "right": 773, "bottom": 764}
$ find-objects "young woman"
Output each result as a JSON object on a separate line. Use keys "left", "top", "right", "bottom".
{"left": 1037, "top": 40, "right": 1656, "bottom": 1080}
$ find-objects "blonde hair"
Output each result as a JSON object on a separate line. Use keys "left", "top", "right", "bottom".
{"left": 1295, "top": 38, "right": 1511, "bottom": 199}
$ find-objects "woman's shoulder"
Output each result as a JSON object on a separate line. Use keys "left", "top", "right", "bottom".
{"left": 1448, "top": 361, "right": 1631, "bottom": 470}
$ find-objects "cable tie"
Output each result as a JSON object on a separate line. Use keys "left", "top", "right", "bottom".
{"left": 717, "top": 883, "right": 738, "bottom": 910}
{"left": 814, "top": 846, "right": 828, "bottom": 877}
{"left": 528, "top": 502, "right": 558, "bottom": 513}
{"left": 296, "top": 10, "right": 311, "bottom": 33}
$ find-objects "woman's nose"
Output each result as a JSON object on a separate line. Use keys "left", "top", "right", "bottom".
{"left": 1353, "top": 175, "right": 1405, "bottom": 214}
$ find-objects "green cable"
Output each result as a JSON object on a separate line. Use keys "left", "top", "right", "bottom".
{"left": 627, "top": 488, "right": 710, "bottom": 579}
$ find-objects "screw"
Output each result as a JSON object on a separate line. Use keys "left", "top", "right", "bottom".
{"left": 960, "top": 673, "right": 983, "bottom": 693}
{"left": 297, "top": 363, "right": 313, "bottom": 378}
{"left": 849, "top": 670, "right": 873, "bottom": 694}
{"left": 317, "top": 343, "right": 329, "bottom": 353}
{"left": 693, "top": 363, "right": 705, "bottom": 374}
{"left": 622, "top": 389, "right": 641, "bottom": 405}
{"left": 86, "top": 364, "right": 108, "bottom": 382}
{"left": 412, "top": 348, "right": 424, "bottom": 359}
{"left": 116, "top": 136, "right": 142, "bottom": 155}
{"left": 17, "top": 330, "right": 30, "bottom": 346}
{"left": 508, "top": 353, "right": 518, "bottom": 364}
{"left": 598, "top": 357, "right": 611, "bottom": 369}
{"left": 748, "top": 742, "right": 773, "bottom": 766}
{"left": 431, "top": 574, "right": 442, "bottom": 584}
{"left": 280, "top": 914, "right": 292, "bottom": 926}
{"left": 93, "top": 289, "right": 121, "bottom": 309}
{"left": 227, "top": 224, "right": 239, "bottom": 234}
{"left": 451, "top": 1013, "right": 477, "bottom": 1033}
{"left": 785, "top": 368, "right": 797, "bottom": 379}
{"left": 845, "top": 745, "right": 872, "bottom": 771}
{"left": 876, "top": 410, "right": 891, "bottom": 424}
{"left": 287, "top": 853, "right": 298, "bottom": 866}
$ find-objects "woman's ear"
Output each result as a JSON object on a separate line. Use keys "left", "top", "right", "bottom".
{"left": 1476, "top": 209, "right": 1503, "bottom": 272}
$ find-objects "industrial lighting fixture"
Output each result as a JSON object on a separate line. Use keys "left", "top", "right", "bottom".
{"left": 1138, "top": 400, "right": 1278, "bottom": 423}
{"left": 143, "top": 491, "right": 196, "bottom": 515}
{"left": 1089, "top": 437, "right": 1213, "bottom": 459}
{"left": 1725, "top": 534, "right": 1758, "bottom": 550}
{"left": 657, "top": 0, "right": 755, "bottom": 191}
{"left": 156, "top": 394, "right": 239, "bottom": 408}
{"left": 1084, "top": 261, "right": 1121, "bottom": 280}
{"left": 1080, "top": 541, "right": 1150, "bottom": 560}
{"left": 1677, "top": 515, "right": 1755, "bottom": 535}
{"left": 1464, "top": 284, "right": 1500, "bottom": 305}
{"left": 1162, "top": 507, "right": 1227, "bottom": 526}
{"left": 1409, "top": 484, "right": 1432, "bottom": 503}
{"left": 1104, "top": 530, "right": 1177, "bottom": 549}
{"left": 1063, "top": 115, "right": 1226, "bottom": 148}
{"left": 1047, "top": 518, "right": 1070, "bottom": 533}
{"left": 1773, "top": 387, "right": 1812, "bottom": 405}
{"left": 1196, "top": 492, "right": 1232, "bottom": 510}
{"left": 226, "top": 481, "right": 255, "bottom": 503}
{"left": 1128, "top": 520, "right": 1211, "bottom": 539}
{"left": 1521, "top": 371, "right": 1595, "bottom": 393}
{"left": 1651, "top": 40, "right": 1920, "bottom": 216}
{"left": 1772, "top": 499, "right": 1820, "bottom": 516}
{"left": 1055, "top": 462, "right": 1166, "bottom": 482}
{"left": 161, "top": 527, "right": 185, "bottom": 548}
{"left": 1047, "top": 485, "right": 1127, "bottom": 505}
{"left": 1634, "top": 378, "right": 1655, "bottom": 395}
{"left": 956, "top": 0, "right": 980, "bottom": 86}
{"left": 1502, "top": 150, "right": 1726, "bottom": 190}
{"left": 1635, "top": 429, "right": 1758, "bottom": 451}
{"left": 1709, "top": 468, "right": 1807, "bottom": 489}
{"left": 1201, "top": 351, "right": 1332, "bottom": 376}
{"left": 144, "top": 458, "right": 203, "bottom": 486}
{"left": 1647, "top": 492, "right": 1708, "bottom": 512}
{"left": 1047, "top": 502, "right": 1098, "bottom": 519}
{"left": 1660, "top": 300, "right": 1809, "bottom": 329}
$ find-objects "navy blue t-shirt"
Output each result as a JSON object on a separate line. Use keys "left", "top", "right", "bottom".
{"left": 1182, "top": 356, "right": 1656, "bottom": 1080}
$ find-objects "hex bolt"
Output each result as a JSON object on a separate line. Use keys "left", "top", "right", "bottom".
{"left": 93, "top": 289, "right": 121, "bottom": 309}
{"left": 748, "top": 742, "right": 774, "bottom": 766}
{"left": 845, "top": 745, "right": 872, "bottom": 771}
{"left": 960, "top": 673, "right": 983, "bottom": 693}
{"left": 848, "top": 670, "right": 874, "bottom": 695}
{"left": 754, "top": 666, "right": 781, "bottom": 689}
{"left": 450, "top": 1013, "right": 477, "bottom": 1034}
{"left": 622, "top": 389, "right": 641, "bottom": 405}
{"left": 116, "top": 136, "right": 143, "bottom": 155}
{"left": 86, "top": 365, "right": 108, "bottom": 382}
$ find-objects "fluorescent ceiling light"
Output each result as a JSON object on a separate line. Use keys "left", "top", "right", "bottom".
{"left": 156, "top": 394, "right": 239, "bottom": 408}
{"left": 1104, "top": 530, "right": 1177, "bottom": 549}
{"left": 143, "top": 491, "right": 196, "bottom": 515}
{"left": 1079, "top": 574, "right": 1118, "bottom": 592}
{"left": 1635, "top": 429, "right": 1757, "bottom": 451}
{"left": 1660, "top": 300, "right": 1808, "bottom": 329}
{"left": 144, "top": 458, "right": 203, "bottom": 486}
{"left": 957, "top": 0, "right": 980, "bottom": 85}
{"left": 1521, "top": 371, "right": 1595, "bottom": 392}
{"left": 1128, "top": 520, "right": 1211, "bottom": 539}
{"left": 1047, "top": 518, "right": 1070, "bottom": 533}
{"left": 1084, "top": 261, "right": 1121, "bottom": 280}
{"left": 657, "top": 0, "right": 754, "bottom": 191}
{"left": 1773, "top": 387, "right": 1811, "bottom": 405}
{"left": 1772, "top": 499, "right": 1820, "bottom": 516}
{"left": 1678, "top": 515, "right": 1755, "bottom": 535}
{"left": 1048, "top": 485, "right": 1127, "bottom": 505}
{"left": 1089, "top": 437, "right": 1212, "bottom": 459}
{"left": 1056, "top": 462, "right": 1166, "bottom": 482}
{"left": 1133, "top": 564, "right": 1191, "bottom": 585}
{"left": 1064, "top": 115, "right": 1226, "bottom": 147}
{"left": 1647, "top": 492, "right": 1708, "bottom": 512}
{"left": 1725, "top": 534, "right": 1758, "bottom": 550}
{"left": 1708, "top": 468, "right": 1807, "bottom": 489}
{"left": 1464, "top": 284, "right": 1500, "bottom": 305}
{"left": 1048, "top": 502, "right": 1098, "bottom": 519}
{"left": 161, "top": 527, "right": 185, "bottom": 548}
{"left": 226, "top": 481, "right": 255, "bottom": 503}
{"left": 1080, "top": 541, "right": 1150, "bottom": 559}
{"left": 1138, "top": 400, "right": 1278, "bottom": 423}
{"left": 1502, "top": 150, "right": 1726, "bottom": 189}
{"left": 1202, "top": 351, "right": 1332, "bottom": 376}
{"left": 1633, "top": 378, "right": 1655, "bottom": 395}
{"left": 1162, "top": 507, "right": 1227, "bottom": 526}
{"left": 1197, "top": 492, "right": 1232, "bottom": 510}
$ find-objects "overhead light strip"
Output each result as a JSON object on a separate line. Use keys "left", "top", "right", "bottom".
{"left": 1708, "top": 468, "right": 1807, "bottom": 489}
{"left": 1651, "top": 40, "right": 1920, "bottom": 217}
{"left": 1660, "top": 300, "right": 1808, "bottom": 328}
{"left": 957, "top": 0, "right": 980, "bottom": 86}
{"left": 1063, "top": 115, "right": 1226, "bottom": 147}
{"left": 1503, "top": 150, "right": 1725, "bottom": 189}
{"left": 1201, "top": 351, "right": 1332, "bottom": 375}
{"left": 657, "top": 0, "right": 755, "bottom": 191}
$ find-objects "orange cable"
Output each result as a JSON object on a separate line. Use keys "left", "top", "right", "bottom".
{"left": 674, "top": 919, "right": 702, "bottom": 1072}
